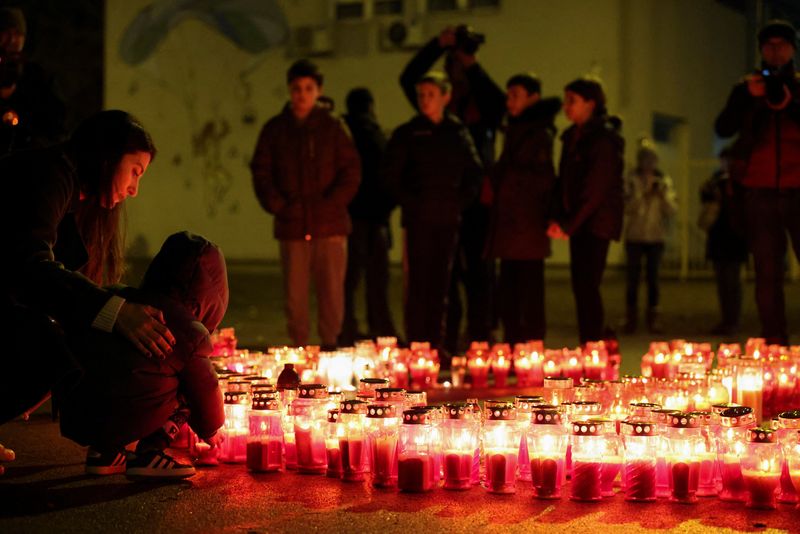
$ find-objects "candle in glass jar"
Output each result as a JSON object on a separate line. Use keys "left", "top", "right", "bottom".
{"left": 468, "top": 356, "right": 490, "bottom": 389}
{"left": 741, "top": 428, "right": 782, "bottom": 509}
{"left": 366, "top": 404, "right": 399, "bottom": 488}
{"left": 569, "top": 421, "right": 604, "bottom": 502}
{"left": 528, "top": 409, "right": 567, "bottom": 499}
{"left": 482, "top": 401, "right": 521, "bottom": 494}
{"left": 442, "top": 404, "right": 479, "bottom": 490}
{"left": 736, "top": 359, "right": 764, "bottom": 424}
{"left": 492, "top": 355, "right": 511, "bottom": 388}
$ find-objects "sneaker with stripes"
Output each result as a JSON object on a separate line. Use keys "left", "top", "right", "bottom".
{"left": 85, "top": 447, "right": 128, "bottom": 475}
{"left": 126, "top": 449, "right": 196, "bottom": 479}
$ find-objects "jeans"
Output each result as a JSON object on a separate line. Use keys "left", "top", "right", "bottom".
{"left": 625, "top": 241, "right": 665, "bottom": 312}
{"left": 713, "top": 259, "right": 743, "bottom": 328}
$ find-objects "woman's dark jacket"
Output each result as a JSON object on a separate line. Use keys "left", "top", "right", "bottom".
{"left": 383, "top": 113, "right": 483, "bottom": 228}
{"left": 60, "top": 232, "right": 228, "bottom": 450}
{"left": 554, "top": 115, "right": 625, "bottom": 240}
{"left": 485, "top": 98, "right": 560, "bottom": 260}
{"left": 0, "top": 145, "right": 114, "bottom": 424}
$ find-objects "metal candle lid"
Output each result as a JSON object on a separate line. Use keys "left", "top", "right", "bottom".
{"left": 360, "top": 378, "right": 390, "bottom": 386}
{"left": 629, "top": 402, "right": 661, "bottom": 418}
{"left": 375, "top": 387, "right": 406, "bottom": 401}
{"left": 515, "top": 395, "right": 545, "bottom": 411}
{"left": 572, "top": 421, "right": 602, "bottom": 436}
{"left": 328, "top": 409, "right": 340, "bottom": 423}
{"left": 402, "top": 409, "right": 431, "bottom": 425}
{"left": 747, "top": 428, "right": 776, "bottom": 443}
{"left": 252, "top": 389, "right": 279, "bottom": 411}
{"left": 366, "top": 404, "right": 397, "bottom": 418}
{"left": 571, "top": 401, "right": 602, "bottom": 416}
{"left": 224, "top": 391, "right": 249, "bottom": 405}
{"left": 712, "top": 402, "right": 741, "bottom": 415}
{"left": 532, "top": 409, "right": 562, "bottom": 425}
{"left": 298, "top": 384, "right": 328, "bottom": 399}
{"left": 622, "top": 420, "right": 657, "bottom": 437}
{"left": 544, "top": 376, "right": 574, "bottom": 389}
{"left": 339, "top": 400, "right": 368, "bottom": 414}
{"left": 689, "top": 411, "right": 712, "bottom": 426}
{"left": 651, "top": 408, "right": 680, "bottom": 425}
{"left": 484, "top": 401, "right": 516, "bottom": 421}
{"left": 587, "top": 418, "right": 616, "bottom": 434}
{"left": 720, "top": 406, "right": 755, "bottom": 428}
{"left": 778, "top": 410, "right": 800, "bottom": 429}
{"left": 444, "top": 404, "right": 470, "bottom": 419}
{"left": 669, "top": 412, "right": 699, "bottom": 428}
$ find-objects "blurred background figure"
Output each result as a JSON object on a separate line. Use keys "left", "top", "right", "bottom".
{"left": 338, "top": 87, "right": 398, "bottom": 345}
{"left": 400, "top": 25, "right": 504, "bottom": 354}
{"left": 549, "top": 78, "right": 624, "bottom": 345}
{"left": 699, "top": 147, "right": 749, "bottom": 337}
{"left": 385, "top": 72, "right": 482, "bottom": 355}
{"left": 715, "top": 19, "right": 800, "bottom": 345}
{"left": 485, "top": 73, "right": 559, "bottom": 345}
{"left": 620, "top": 139, "right": 677, "bottom": 334}
{"left": 0, "top": 7, "right": 65, "bottom": 155}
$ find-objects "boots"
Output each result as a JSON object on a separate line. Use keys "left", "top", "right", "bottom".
{"left": 646, "top": 307, "right": 663, "bottom": 334}
{"left": 621, "top": 308, "right": 637, "bottom": 334}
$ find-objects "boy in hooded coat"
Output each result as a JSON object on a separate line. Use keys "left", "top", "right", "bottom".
{"left": 59, "top": 232, "right": 228, "bottom": 478}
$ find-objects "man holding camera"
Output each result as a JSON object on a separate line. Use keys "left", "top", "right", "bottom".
{"left": 715, "top": 20, "right": 800, "bottom": 345}
{"left": 399, "top": 26, "right": 505, "bottom": 354}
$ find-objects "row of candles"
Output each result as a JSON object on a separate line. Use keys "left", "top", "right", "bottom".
{"left": 208, "top": 373, "right": 800, "bottom": 509}
{"left": 211, "top": 328, "right": 620, "bottom": 392}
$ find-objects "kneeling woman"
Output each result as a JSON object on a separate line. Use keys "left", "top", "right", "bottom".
{"left": 548, "top": 78, "right": 625, "bottom": 345}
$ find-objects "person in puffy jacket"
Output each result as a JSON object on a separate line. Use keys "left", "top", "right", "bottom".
{"left": 549, "top": 78, "right": 625, "bottom": 345}
{"left": 485, "top": 73, "right": 560, "bottom": 345}
{"left": 60, "top": 232, "right": 228, "bottom": 480}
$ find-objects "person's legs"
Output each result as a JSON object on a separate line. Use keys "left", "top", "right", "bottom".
{"left": 280, "top": 239, "right": 312, "bottom": 346}
{"left": 570, "top": 231, "right": 610, "bottom": 344}
{"left": 444, "top": 250, "right": 464, "bottom": 353}
{"left": 312, "top": 235, "right": 348, "bottom": 348}
{"left": 624, "top": 242, "right": 643, "bottom": 332}
{"left": 499, "top": 260, "right": 521, "bottom": 345}
{"left": 460, "top": 205, "right": 494, "bottom": 343}
{"left": 745, "top": 190, "right": 787, "bottom": 344}
{"left": 645, "top": 242, "right": 665, "bottom": 333}
{"left": 340, "top": 220, "right": 368, "bottom": 345}
{"left": 406, "top": 223, "right": 458, "bottom": 350}
{"left": 365, "top": 222, "right": 397, "bottom": 337}
{"left": 522, "top": 259, "right": 546, "bottom": 341}
{"left": 714, "top": 260, "right": 742, "bottom": 330}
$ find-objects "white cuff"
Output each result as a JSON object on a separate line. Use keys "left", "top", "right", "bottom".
{"left": 91, "top": 295, "right": 126, "bottom": 333}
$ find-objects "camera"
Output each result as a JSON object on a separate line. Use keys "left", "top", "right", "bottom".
{"left": 761, "top": 68, "right": 791, "bottom": 106}
{"left": 454, "top": 24, "right": 485, "bottom": 55}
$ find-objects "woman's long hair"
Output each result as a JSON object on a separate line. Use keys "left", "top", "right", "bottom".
{"left": 564, "top": 78, "right": 608, "bottom": 117}
{"left": 69, "top": 110, "right": 156, "bottom": 285}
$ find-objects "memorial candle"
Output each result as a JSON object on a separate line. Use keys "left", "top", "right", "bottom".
{"left": 735, "top": 357, "right": 764, "bottom": 424}
{"left": 528, "top": 408, "right": 567, "bottom": 499}
{"left": 544, "top": 376, "right": 574, "bottom": 407}
{"left": 666, "top": 413, "right": 703, "bottom": 504}
{"left": 325, "top": 410, "right": 344, "bottom": 478}
{"left": 339, "top": 400, "right": 369, "bottom": 482}
{"left": 220, "top": 391, "right": 249, "bottom": 463}
{"left": 492, "top": 355, "right": 511, "bottom": 388}
{"left": 468, "top": 356, "right": 490, "bottom": 389}
{"left": 246, "top": 392, "right": 283, "bottom": 472}
{"left": 621, "top": 421, "right": 658, "bottom": 502}
{"left": 482, "top": 401, "right": 521, "bottom": 494}
{"left": 515, "top": 396, "right": 545, "bottom": 482}
{"left": 741, "top": 428, "right": 782, "bottom": 510}
{"left": 398, "top": 409, "right": 437, "bottom": 492}
{"left": 776, "top": 410, "right": 800, "bottom": 504}
{"left": 570, "top": 421, "right": 605, "bottom": 501}
{"left": 716, "top": 406, "right": 756, "bottom": 502}
{"left": 292, "top": 384, "right": 329, "bottom": 474}
{"left": 441, "top": 404, "right": 479, "bottom": 490}
{"left": 366, "top": 404, "right": 399, "bottom": 488}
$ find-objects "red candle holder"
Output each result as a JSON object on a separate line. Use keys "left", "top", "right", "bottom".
{"left": 482, "top": 401, "right": 521, "bottom": 494}
{"left": 338, "top": 400, "right": 369, "bottom": 482}
{"left": 467, "top": 356, "right": 490, "bottom": 389}
{"left": 398, "top": 409, "right": 438, "bottom": 492}
{"left": 776, "top": 410, "right": 800, "bottom": 504}
{"left": 528, "top": 408, "right": 567, "bottom": 499}
{"left": 544, "top": 376, "right": 574, "bottom": 406}
{"left": 491, "top": 354, "right": 511, "bottom": 388}
{"left": 325, "top": 410, "right": 344, "bottom": 478}
{"left": 569, "top": 421, "right": 604, "bottom": 501}
{"left": 246, "top": 392, "right": 283, "bottom": 472}
{"left": 742, "top": 428, "right": 782, "bottom": 509}
{"left": 292, "top": 384, "right": 329, "bottom": 475}
{"left": 591, "top": 418, "right": 621, "bottom": 497}
{"left": 515, "top": 396, "right": 545, "bottom": 483}
{"left": 220, "top": 390, "right": 249, "bottom": 463}
{"left": 621, "top": 421, "right": 658, "bottom": 502}
{"left": 358, "top": 378, "right": 390, "bottom": 402}
{"left": 375, "top": 387, "right": 407, "bottom": 411}
{"left": 366, "top": 404, "right": 400, "bottom": 488}
{"left": 666, "top": 412, "right": 703, "bottom": 504}
{"left": 441, "top": 404, "right": 479, "bottom": 490}
{"left": 716, "top": 406, "right": 755, "bottom": 502}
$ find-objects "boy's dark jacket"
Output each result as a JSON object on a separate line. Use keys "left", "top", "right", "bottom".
{"left": 60, "top": 232, "right": 228, "bottom": 450}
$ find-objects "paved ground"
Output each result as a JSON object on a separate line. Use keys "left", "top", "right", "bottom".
{"left": 1, "top": 265, "right": 800, "bottom": 533}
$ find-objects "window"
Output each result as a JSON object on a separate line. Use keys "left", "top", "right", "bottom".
{"left": 375, "top": 0, "right": 403, "bottom": 15}
{"left": 335, "top": 2, "right": 365, "bottom": 20}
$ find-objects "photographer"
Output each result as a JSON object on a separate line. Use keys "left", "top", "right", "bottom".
{"left": 715, "top": 20, "right": 800, "bottom": 345}
{"left": 0, "top": 8, "right": 66, "bottom": 154}
{"left": 399, "top": 26, "right": 504, "bottom": 353}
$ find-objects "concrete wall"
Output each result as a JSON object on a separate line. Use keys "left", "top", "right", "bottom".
{"left": 105, "top": 0, "right": 748, "bottom": 265}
